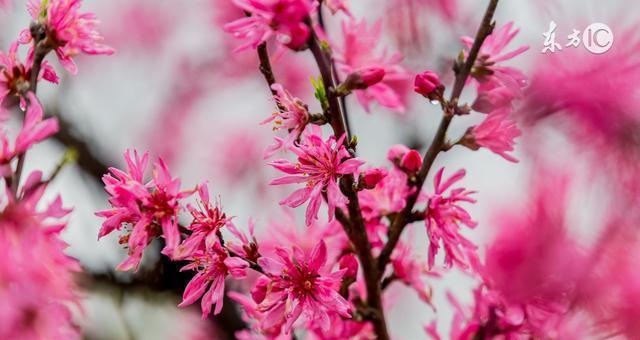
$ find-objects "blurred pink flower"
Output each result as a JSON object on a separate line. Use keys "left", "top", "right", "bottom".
{"left": 256, "top": 241, "right": 352, "bottom": 333}
{"left": 450, "top": 169, "right": 592, "bottom": 339}
{"left": 101, "top": 2, "right": 170, "bottom": 50}
{"left": 471, "top": 84, "right": 517, "bottom": 114}
{"left": 307, "top": 313, "right": 375, "bottom": 340}
{"left": 324, "top": 0, "right": 351, "bottom": 16}
{"left": 1, "top": 93, "right": 58, "bottom": 165}
{"left": 259, "top": 210, "right": 347, "bottom": 263}
{"left": 467, "top": 109, "right": 521, "bottom": 162}
{"left": 96, "top": 150, "right": 193, "bottom": 271}
{"left": 359, "top": 167, "right": 412, "bottom": 221}
{"left": 269, "top": 127, "right": 364, "bottom": 225}
{"left": 391, "top": 240, "right": 433, "bottom": 304}
{"left": 523, "top": 30, "right": 640, "bottom": 192}
{"left": 263, "top": 83, "right": 310, "bottom": 158}
{"left": 178, "top": 238, "right": 248, "bottom": 318}
{"left": 335, "top": 19, "right": 410, "bottom": 113}
{"left": 224, "top": 0, "right": 315, "bottom": 52}
{"left": 0, "top": 172, "right": 80, "bottom": 339}
{"left": 423, "top": 168, "right": 477, "bottom": 269}
{"left": 23, "top": 0, "right": 115, "bottom": 74}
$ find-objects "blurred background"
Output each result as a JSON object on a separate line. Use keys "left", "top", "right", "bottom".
{"left": 1, "top": 0, "right": 638, "bottom": 339}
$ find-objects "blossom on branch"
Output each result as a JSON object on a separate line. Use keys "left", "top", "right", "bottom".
{"left": 1, "top": 93, "right": 58, "bottom": 170}
{"left": 269, "top": 127, "right": 364, "bottom": 225}
{"left": 423, "top": 168, "right": 477, "bottom": 269}
{"left": 96, "top": 150, "right": 193, "bottom": 271}
{"left": 0, "top": 42, "right": 58, "bottom": 107}
{"left": 22, "top": 0, "right": 115, "bottom": 74}
{"left": 0, "top": 171, "right": 80, "bottom": 339}
{"left": 255, "top": 241, "right": 352, "bottom": 333}
{"left": 224, "top": 0, "right": 315, "bottom": 52}
{"left": 463, "top": 109, "right": 521, "bottom": 162}
{"left": 335, "top": 19, "right": 410, "bottom": 113}
{"left": 178, "top": 238, "right": 248, "bottom": 318}
{"left": 463, "top": 21, "right": 528, "bottom": 93}
{"left": 262, "top": 83, "right": 310, "bottom": 158}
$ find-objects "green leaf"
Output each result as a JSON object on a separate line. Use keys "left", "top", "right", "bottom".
{"left": 311, "top": 76, "right": 329, "bottom": 111}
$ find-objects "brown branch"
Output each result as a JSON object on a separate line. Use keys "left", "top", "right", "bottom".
{"left": 380, "top": 274, "right": 398, "bottom": 291}
{"left": 377, "top": 0, "right": 500, "bottom": 272}
{"left": 306, "top": 26, "right": 390, "bottom": 339}
{"left": 307, "top": 29, "right": 350, "bottom": 142}
{"left": 257, "top": 42, "right": 278, "bottom": 96}
{"left": 10, "top": 23, "right": 50, "bottom": 195}
{"left": 49, "top": 107, "right": 114, "bottom": 181}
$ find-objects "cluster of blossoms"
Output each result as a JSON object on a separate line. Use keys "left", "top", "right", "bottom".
{"left": 91, "top": 1, "right": 537, "bottom": 339}
{"left": 1, "top": 1, "right": 113, "bottom": 338}
{"left": 415, "top": 21, "right": 528, "bottom": 163}
{"left": 3, "top": 0, "right": 639, "bottom": 338}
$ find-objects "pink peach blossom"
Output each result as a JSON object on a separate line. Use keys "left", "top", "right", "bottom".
{"left": 469, "top": 109, "right": 521, "bottom": 162}
{"left": 178, "top": 238, "right": 248, "bottom": 318}
{"left": 23, "top": 0, "right": 114, "bottom": 74}
{"left": 269, "top": 127, "right": 364, "bottom": 225}
{"left": 263, "top": 83, "right": 310, "bottom": 158}
{"left": 224, "top": 0, "right": 315, "bottom": 52}
{"left": 335, "top": 19, "right": 410, "bottom": 113}
{"left": 256, "top": 241, "right": 352, "bottom": 333}
{"left": 96, "top": 150, "right": 193, "bottom": 271}
{"left": 423, "top": 168, "right": 477, "bottom": 269}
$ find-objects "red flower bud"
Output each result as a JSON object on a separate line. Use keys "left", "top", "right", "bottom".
{"left": 414, "top": 70, "right": 444, "bottom": 100}
{"left": 360, "top": 168, "right": 387, "bottom": 189}
{"left": 358, "top": 67, "right": 386, "bottom": 87}
{"left": 342, "top": 67, "right": 386, "bottom": 92}
{"left": 339, "top": 254, "right": 359, "bottom": 278}
{"left": 400, "top": 150, "right": 423, "bottom": 172}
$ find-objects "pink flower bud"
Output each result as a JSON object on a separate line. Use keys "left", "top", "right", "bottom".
{"left": 387, "top": 144, "right": 410, "bottom": 163}
{"left": 342, "top": 67, "right": 386, "bottom": 92}
{"left": 361, "top": 168, "right": 387, "bottom": 189}
{"left": 339, "top": 254, "right": 359, "bottom": 278}
{"left": 400, "top": 150, "right": 423, "bottom": 172}
{"left": 250, "top": 276, "right": 270, "bottom": 304}
{"left": 284, "top": 23, "right": 311, "bottom": 50}
{"left": 358, "top": 67, "right": 386, "bottom": 87}
{"left": 414, "top": 70, "right": 444, "bottom": 100}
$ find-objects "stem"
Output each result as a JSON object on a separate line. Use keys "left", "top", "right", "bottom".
{"left": 306, "top": 26, "right": 389, "bottom": 339}
{"left": 315, "top": 5, "right": 353, "bottom": 143}
{"left": 377, "top": 0, "right": 500, "bottom": 272}
{"left": 10, "top": 24, "right": 50, "bottom": 196}
{"left": 307, "top": 30, "right": 350, "bottom": 142}
{"left": 257, "top": 42, "right": 278, "bottom": 96}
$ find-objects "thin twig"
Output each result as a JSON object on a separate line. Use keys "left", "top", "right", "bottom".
{"left": 377, "top": 0, "right": 500, "bottom": 272}
{"left": 257, "top": 42, "right": 278, "bottom": 96}
{"left": 10, "top": 23, "right": 50, "bottom": 195}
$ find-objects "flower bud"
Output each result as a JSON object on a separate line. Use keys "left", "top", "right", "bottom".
{"left": 360, "top": 168, "right": 387, "bottom": 189}
{"left": 339, "top": 254, "right": 359, "bottom": 279}
{"left": 400, "top": 150, "right": 423, "bottom": 173}
{"left": 414, "top": 70, "right": 444, "bottom": 101}
{"left": 387, "top": 144, "right": 410, "bottom": 164}
{"left": 471, "top": 86, "right": 514, "bottom": 113}
{"left": 342, "top": 67, "right": 386, "bottom": 92}
{"left": 250, "top": 276, "right": 270, "bottom": 304}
